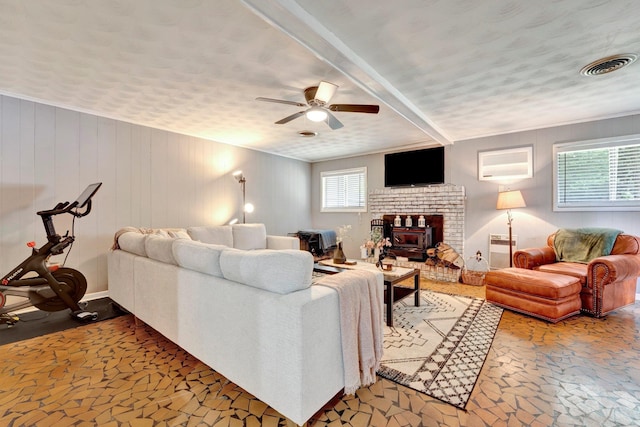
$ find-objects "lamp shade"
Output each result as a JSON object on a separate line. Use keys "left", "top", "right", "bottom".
{"left": 232, "top": 170, "right": 244, "bottom": 182}
{"left": 496, "top": 190, "right": 526, "bottom": 210}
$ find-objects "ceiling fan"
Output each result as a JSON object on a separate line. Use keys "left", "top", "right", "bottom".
{"left": 256, "top": 81, "right": 380, "bottom": 130}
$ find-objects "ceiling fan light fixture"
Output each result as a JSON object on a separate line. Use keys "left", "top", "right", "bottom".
{"left": 306, "top": 107, "right": 328, "bottom": 122}
{"left": 314, "top": 81, "right": 338, "bottom": 104}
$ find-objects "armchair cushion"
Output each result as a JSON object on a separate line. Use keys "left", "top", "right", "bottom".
{"left": 536, "top": 262, "right": 588, "bottom": 286}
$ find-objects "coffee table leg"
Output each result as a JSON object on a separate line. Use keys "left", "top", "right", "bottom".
{"left": 386, "top": 280, "right": 393, "bottom": 327}
{"left": 414, "top": 271, "right": 420, "bottom": 307}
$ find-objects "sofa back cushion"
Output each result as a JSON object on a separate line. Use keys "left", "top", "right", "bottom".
{"left": 172, "top": 239, "right": 228, "bottom": 277}
{"left": 145, "top": 234, "right": 177, "bottom": 265}
{"left": 232, "top": 223, "right": 267, "bottom": 250}
{"left": 117, "top": 232, "right": 148, "bottom": 256}
{"left": 219, "top": 249, "right": 313, "bottom": 294}
{"left": 167, "top": 229, "right": 191, "bottom": 240}
{"left": 187, "top": 225, "right": 233, "bottom": 247}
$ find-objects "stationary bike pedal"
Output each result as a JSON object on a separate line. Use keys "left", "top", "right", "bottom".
{"left": 71, "top": 310, "right": 98, "bottom": 322}
{"left": 0, "top": 313, "right": 20, "bottom": 326}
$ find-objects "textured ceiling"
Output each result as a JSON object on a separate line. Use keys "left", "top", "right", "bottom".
{"left": 0, "top": 0, "right": 639, "bottom": 162}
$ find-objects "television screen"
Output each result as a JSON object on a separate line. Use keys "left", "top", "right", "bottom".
{"left": 384, "top": 147, "right": 445, "bottom": 187}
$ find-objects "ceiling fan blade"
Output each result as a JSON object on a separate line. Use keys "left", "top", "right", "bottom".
{"left": 256, "top": 97, "right": 306, "bottom": 107}
{"left": 326, "top": 111, "right": 344, "bottom": 130}
{"left": 315, "top": 81, "right": 338, "bottom": 104}
{"left": 329, "top": 104, "right": 380, "bottom": 114}
{"left": 275, "top": 111, "right": 305, "bottom": 124}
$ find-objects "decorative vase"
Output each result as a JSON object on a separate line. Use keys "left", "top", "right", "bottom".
{"left": 405, "top": 216, "right": 412, "bottom": 227}
{"left": 374, "top": 247, "right": 380, "bottom": 262}
{"left": 333, "top": 242, "right": 347, "bottom": 264}
{"left": 360, "top": 246, "right": 369, "bottom": 259}
{"left": 394, "top": 215, "right": 402, "bottom": 226}
{"left": 418, "top": 215, "right": 426, "bottom": 227}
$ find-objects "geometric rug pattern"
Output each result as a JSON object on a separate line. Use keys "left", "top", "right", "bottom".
{"left": 378, "top": 290, "right": 503, "bottom": 409}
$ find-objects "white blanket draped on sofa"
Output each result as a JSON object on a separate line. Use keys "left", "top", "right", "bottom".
{"left": 315, "top": 269, "right": 385, "bottom": 395}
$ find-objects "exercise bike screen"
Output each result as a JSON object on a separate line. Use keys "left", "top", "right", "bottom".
{"left": 75, "top": 182, "right": 102, "bottom": 208}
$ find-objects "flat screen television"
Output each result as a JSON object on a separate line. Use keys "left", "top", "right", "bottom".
{"left": 384, "top": 146, "right": 445, "bottom": 187}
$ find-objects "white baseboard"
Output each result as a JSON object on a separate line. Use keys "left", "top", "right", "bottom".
{"left": 82, "top": 290, "right": 109, "bottom": 301}
{"left": 11, "top": 290, "right": 110, "bottom": 315}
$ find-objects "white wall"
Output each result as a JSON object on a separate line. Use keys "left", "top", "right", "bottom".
{"left": 0, "top": 95, "right": 312, "bottom": 294}
{"left": 311, "top": 153, "right": 384, "bottom": 258}
{"left": 312, "top": 115, "right": 640, "bottom": 292}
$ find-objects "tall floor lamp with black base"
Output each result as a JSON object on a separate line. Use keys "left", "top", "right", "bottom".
{"left": 232, "top": 170, "right": 255, "bottom": 224}
{"left": 496, "top": 190, "right": 526, "bottom": 267}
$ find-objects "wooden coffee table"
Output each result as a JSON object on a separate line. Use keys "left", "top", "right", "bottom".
{"left": 314, "top": 260, "right": 420, "bottom": 327}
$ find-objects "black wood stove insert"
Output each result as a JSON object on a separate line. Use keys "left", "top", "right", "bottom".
{"left": 380, "top": 215, "right": 444, "bottom": 261}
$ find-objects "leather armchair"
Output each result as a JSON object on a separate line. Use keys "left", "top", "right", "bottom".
{"left": 514, "top": 233, "right": 640, "bottom": 317}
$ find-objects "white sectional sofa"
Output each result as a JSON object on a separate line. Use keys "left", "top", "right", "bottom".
{"left": 108, "top": 223, "right": 383, "bottom": 425}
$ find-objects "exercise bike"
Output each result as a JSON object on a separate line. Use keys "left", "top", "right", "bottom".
{"left": 0, "top": 183, "right": 102, "bottom": 326}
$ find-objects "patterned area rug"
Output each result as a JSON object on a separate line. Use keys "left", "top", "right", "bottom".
{"left": 378, "top": 289, "right": 503, "bottom": 409}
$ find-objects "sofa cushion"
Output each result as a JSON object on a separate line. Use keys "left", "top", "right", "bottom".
{"left": 232, "top": 223, "right": 267, "bottom": 250}
{"left": 172, "top": 239, "right": 228, "bottom": 277}
{"left": 145, "top": 234, "right": 177, "bottom": 265}
{"left": 167, "top": 229, "right": 191, "bottom": 240}
{"left": 220, "top": 249, "right": 313, "bottom": 294}
{"left": 117, "top": 232, "right": 148, "bottom": 256}
{"left": 187, "top": 225, "right": 233, "bottom": 247}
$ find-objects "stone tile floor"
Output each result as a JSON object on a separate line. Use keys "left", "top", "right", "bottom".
{"left": 0, "top": 279, "right": 638, "bottom": 426}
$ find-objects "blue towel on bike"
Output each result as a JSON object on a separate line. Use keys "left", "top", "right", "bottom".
{"left": 299, "top": 229, "right": 336, "bottom": 250}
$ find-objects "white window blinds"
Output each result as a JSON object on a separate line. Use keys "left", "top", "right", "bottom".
{"left": 554, "top": 134, "right": 640, "bottom": 211}
{"left": 321, "top": 167, "right": 367, "bottom": 212}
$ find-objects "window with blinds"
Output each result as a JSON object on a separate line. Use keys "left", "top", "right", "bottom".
{"left": 321, "top": 167, "right": 367, "bottom": 212}
{"left": 553, "top": 134, "right": 640, "bottom": 211}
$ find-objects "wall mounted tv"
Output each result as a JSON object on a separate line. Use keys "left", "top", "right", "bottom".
{"left": 384, "top": 146, "right": 445, "bottom": 187}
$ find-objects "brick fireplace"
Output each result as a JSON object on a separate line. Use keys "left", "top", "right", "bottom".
{"left": 368, "top": 185, "right": 465, "bottom": 282}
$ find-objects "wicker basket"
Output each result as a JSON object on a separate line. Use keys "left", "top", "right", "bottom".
{"left": 461, "top": 269, "right": 486, "bottom": 286}
{"left": 461, "top": 251, "right": 489, "bottom": 286}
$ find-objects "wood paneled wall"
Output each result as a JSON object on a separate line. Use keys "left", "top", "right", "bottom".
{"left": 0, "top": 95, "right": 311, "bottom": 294}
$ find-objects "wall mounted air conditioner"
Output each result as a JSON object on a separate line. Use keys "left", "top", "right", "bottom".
{"left": 478, "top": 146, "right": 533, "bottom": 181}
{"left": 489, "top": 233, "right": 517, "bottom": 269}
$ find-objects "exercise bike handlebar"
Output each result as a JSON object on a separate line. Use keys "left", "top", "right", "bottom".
{"left": 36, "top": 183, "right": 102, "bottom": 218}
{"left": 37, "top": 201, "right": 77, "bottom": 217}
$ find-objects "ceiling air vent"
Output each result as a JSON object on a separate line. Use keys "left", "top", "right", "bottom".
{"left": 298, "top": 130, "right": 317, "bottom": 137}
{"left": 580, "top": 53, "right": 638, "bottom": 76}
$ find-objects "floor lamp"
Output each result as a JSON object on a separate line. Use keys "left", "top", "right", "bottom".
{"left": 233, "top": 170, "right": 247, "bottom": 223}
{"left": 233, "top": 170, "right": 254, "bottom": 223}
{"left": 496, "top": 190, "right": 526, "bottom": 267}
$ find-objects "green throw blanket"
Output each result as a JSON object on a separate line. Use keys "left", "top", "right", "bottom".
{"left": 553, "top": 228, "right": 623, "bottom": 264}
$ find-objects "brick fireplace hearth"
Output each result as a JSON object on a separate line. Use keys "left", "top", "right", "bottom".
{"left": 368, "top": 185, "right": 465, "bottom": 282}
